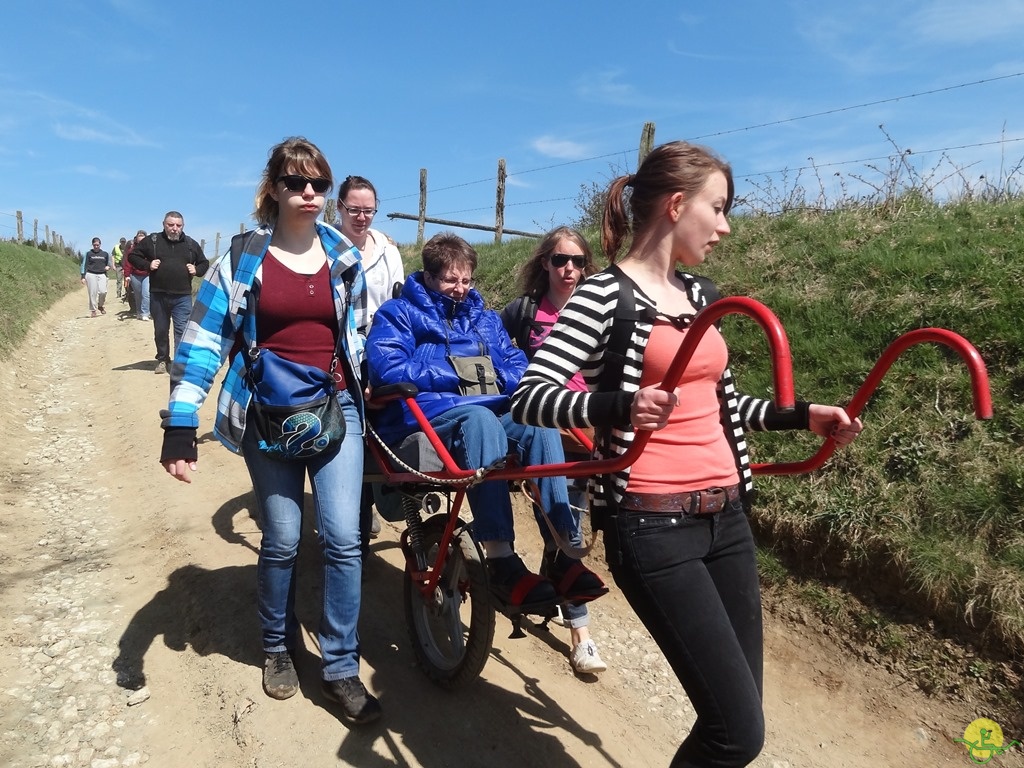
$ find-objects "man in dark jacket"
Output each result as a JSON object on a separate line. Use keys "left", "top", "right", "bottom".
{"left": 129, "top": 211, "right": 209, "bottom": 374}
{"left": 366, "top": 232, "right": 606, "bottom": 619}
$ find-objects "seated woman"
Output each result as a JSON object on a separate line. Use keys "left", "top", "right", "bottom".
{"left": 366, "top": 232, "right": 606, "bottom": 616}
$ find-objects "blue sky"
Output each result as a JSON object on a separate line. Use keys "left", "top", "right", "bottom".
{"left": 1, "top": 0, "right": 1022, "bottom": 258}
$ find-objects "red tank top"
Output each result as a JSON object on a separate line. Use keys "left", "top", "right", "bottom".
{"left": 256, "top": 254, "right": 343, "bottom": 385}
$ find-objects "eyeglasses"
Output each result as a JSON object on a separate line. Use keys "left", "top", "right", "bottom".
{"left": 549, "top": 253, "right": 586, "bottom": 269}
{"left": 432, "top": 273, "right": 475, "bottom": 289}
{"left": 340, "top": 202, "right": 377, "bottom": 218}
{"left": 278, "top": 175, "right": 332, "bottom": 193}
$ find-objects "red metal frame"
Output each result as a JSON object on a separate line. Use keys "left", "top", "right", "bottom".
{"left": 366, "top": 297, "right": 993, "bottom": 599}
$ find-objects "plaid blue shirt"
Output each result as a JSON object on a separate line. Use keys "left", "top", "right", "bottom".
{"left": 160, "top": 221, "right": 367, "bottom": 453}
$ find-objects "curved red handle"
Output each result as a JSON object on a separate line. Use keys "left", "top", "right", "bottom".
{"left": 378, "top": 296, "right": 797, "bottom": 483}
{"left": 753, "top": 327, "right": 993, "bottom": 476}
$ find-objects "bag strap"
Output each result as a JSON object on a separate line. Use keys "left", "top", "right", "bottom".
{"left": 514, "top": 295, "right": 539, "bottom": 353}
{"left": 593, "top": 268, "right": 720, "bottom": 530}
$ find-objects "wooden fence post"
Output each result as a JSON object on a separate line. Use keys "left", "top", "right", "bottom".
{"left": 323, "top": 198, "right": 337, "bottom": 226}
{"left": 45, "top": 225, "right": 51, "bottom": 247}
{"left": 33, "top": 219, "right": 38, "bottom": 246}
{"left": 417, "top": 168, "right": 427, "bottom": 246}
{"left": 639, "top": 122, "right": 656, "bottom": 167}
{"left": 16, "top": 210, "right": 23, "bottom": 241}
{"left": 214, "top": 233, "right": 221, "bottom": 260}
{"left": 495, "top": 159, "right": 506, "bottom": 244}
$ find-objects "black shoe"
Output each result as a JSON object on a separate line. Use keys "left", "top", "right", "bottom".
{"left": 542, "top": 550, "right": 608, "bottom": 604}
{"left": 263, "top": 651, "right": 298, "bottom": 700}
{"left": 322, "top": 676, "right": 382, "bottom": 724}
{"left": 486, "top": 553, "right": 558, "bottom": 612}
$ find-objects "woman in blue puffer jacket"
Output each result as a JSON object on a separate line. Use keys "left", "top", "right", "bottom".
{"left": 367, "top": 232, "right": 608, "bottom": 635}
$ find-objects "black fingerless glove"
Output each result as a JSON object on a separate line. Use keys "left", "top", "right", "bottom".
{"left": 160, "top": 427, "right": 198, "bottom": 463}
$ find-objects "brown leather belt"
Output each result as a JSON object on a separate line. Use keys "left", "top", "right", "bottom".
{"left": 620, "top": 484, "right": 741, "bottom": 516}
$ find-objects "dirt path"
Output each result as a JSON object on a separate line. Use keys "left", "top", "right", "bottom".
{"left": 0, "top": 288, "right": 996, "bottom": 767}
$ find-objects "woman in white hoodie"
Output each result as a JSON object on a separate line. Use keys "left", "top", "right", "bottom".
{"left": 337, "top": 175, "right": 405, "bottom": 550}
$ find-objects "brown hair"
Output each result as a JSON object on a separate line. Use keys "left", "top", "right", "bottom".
{"left": 254, "top": 137, "right": 333, "bottom": 225}
{"left": 421, "top": 232, "right": 478, "bottom": 276}
{"left": 337, "top": 175, "right": 378, "bottom": 205}
{"left": 601, "top": 141, "right": 734, "bottom": 261}
{"left": 517, "top": 226, "right": 596, "bottom": 299}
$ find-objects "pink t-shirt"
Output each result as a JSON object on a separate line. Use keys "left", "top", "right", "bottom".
{"left": 625, "top": 320, "right": 739, "bottom": 493}
{"left": 531, "top": 296, "right": 587, "bottom": 392}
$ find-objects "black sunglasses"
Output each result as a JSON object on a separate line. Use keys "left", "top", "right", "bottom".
{"left": 549, "top": 253, "right": 586, "bottom": 269}
{"left": 277, "top": 175, "right": 331, "bottom": 193}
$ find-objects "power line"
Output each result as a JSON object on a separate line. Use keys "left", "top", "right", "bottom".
{"left": 738, "top": 135, "right": 1024, "bottom": 180}
{"left": 690, "top": 72, "right": 1024, "bottom": 142}
{"left": 381, "top": 72, "right": 1024, "bottom": 204}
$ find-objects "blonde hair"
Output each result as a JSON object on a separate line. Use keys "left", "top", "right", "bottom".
{"left": 517, "top": 226, "right": 596, "bottom": 299}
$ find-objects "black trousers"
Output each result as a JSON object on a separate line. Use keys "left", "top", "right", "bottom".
{"left": 606, "top": 498, "right": 765, "bottom": 768}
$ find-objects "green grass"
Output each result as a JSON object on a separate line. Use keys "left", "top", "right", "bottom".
{"left": 9, "top": 196, "right": 1024, "bottom": 660}
{"left": 404, "top": 198, "right": 1024, "bottom": 659}
{"left": 0, "top": 241, "right": 81, "bottom": 358}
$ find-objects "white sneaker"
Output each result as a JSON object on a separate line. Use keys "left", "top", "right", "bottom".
{"left": 570, "top": 639, "right": 607, "bottom": 674}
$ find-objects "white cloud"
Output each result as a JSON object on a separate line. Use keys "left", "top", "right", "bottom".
{"left": 913, "top": 0, "right": 1024, "bottom": 44}
{"left": 71, "top": 164, "right": 130, "bottom": 182}
{"left": 531, "top": 135, "right": 589, "bottom": 160}
{"left": 0, "top": 89, "right": 159, "bottom": 148}
{"left": 576, "top": 69, "right": 639, "bottom": 106}
{"left": 54, "top": 123, "right": 153, "bottom": 147}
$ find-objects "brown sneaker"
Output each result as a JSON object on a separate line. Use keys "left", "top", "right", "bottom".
{"left": 263, "top": 652, "right": 298, "bottom": 700}
{"left": 321, "top": 676, "right": 382, "bottom": 724}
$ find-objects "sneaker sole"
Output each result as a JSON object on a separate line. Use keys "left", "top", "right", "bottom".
{"left": 263, "top": 681, "right": 298, "bottom": 700}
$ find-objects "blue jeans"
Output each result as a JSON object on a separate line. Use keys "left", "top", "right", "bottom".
{"left": 607, "top": 499, "right": 764, "bottom": 767}
{"left": 242, "top": 390, "right": 364, "bottom": 681}
{"left": 427, "top": 405, "right": 589, "bottom": 625}
{"left": 130, "top": 274, "right": 150, "bottom": 318}
{"left": 151, "top": 291, "right": 192, "bottom": 363}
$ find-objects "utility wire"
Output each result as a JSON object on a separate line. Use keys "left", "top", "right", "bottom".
{"left": 382, "top": 72, "right": 1024, "bottom": 204}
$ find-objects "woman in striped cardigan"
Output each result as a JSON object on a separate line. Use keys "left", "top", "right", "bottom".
{"left": 512, "top": 141, "right": 862, "bottom": 768}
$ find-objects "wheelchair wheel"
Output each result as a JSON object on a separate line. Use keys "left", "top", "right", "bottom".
{"left": 403, "top": 514, "right": 495, "bottom": 688}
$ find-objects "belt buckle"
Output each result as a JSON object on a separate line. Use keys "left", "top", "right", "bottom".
{"left": 701, "top": 487, "right": 726, "bottom": 515}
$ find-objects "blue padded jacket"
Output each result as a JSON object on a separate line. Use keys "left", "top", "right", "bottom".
{"left": 367, "top": 271, "right": 528, "bottom": 444}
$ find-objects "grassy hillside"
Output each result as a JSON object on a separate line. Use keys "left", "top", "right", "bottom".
{"left": 441, "top": 199, "right": 1024, "bottom": 673}
{"left": 0, "top": 241, "right": 81, "bottom": 358}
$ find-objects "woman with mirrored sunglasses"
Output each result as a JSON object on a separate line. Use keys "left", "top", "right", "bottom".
{"left": 500, "top": 226, "right": 605, "bottom": 672}
{"left": 158, "top": 136, "right": 381, "bottom": 725}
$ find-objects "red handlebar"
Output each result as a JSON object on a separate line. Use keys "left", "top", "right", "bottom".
{"left": 373, "top": 300, "right": 992, "bottom": 484}
{"left": 382, "top": 296, "right": 797, "bottom": 483}
{"left": 753, "top": 327, "right": 993, "bottom": 476}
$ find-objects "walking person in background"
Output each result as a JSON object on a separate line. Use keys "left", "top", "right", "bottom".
{"left": 80, "top": 237, "right": 113, "bottom": 317}
{"left": 126, "top": 229, "right": 151, "bottom": 320}
{"left": 336, "top": 175, "right": 405, "bottom": 552}
{"left": 159, "top": 137, "right": 380, "bottom": 724}
{"left": 111, "top": 237, "right": 127, "bottom": 300}
{"left": 500, "top": 226, "right": 607, "bottom": 674}
{"left": 512, "top": 141, "right": 862, "bottom": 767}
{"left": 129, "top": 212, "right": 209, "bottom": 374}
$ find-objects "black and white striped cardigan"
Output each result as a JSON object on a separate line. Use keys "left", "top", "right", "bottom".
{"left": 510, "top": 265, "right": 809, "bottom": 527}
